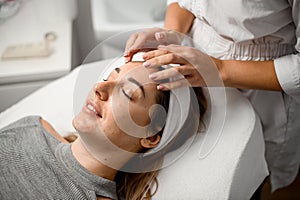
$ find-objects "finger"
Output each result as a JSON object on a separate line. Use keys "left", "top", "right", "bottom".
{"left": 149, "top": 66, "right": 193, "bottom": 82}
{"left": 125, "top": 33, "right": 139, "bottom": 56}
{"left": 157, "top": 72, "right": 206, "bottom": 90}
{"left": 142, "top": 49, "right": 169, "bottom": 60}
{"left": 129, "top": 32, "right": 156, "bottom": 52}
{"left": 155, "top": 31, "right": 183, "bottom": 45}
{"left": 126, "top": 37, "right": 160, "bottom": 62}
{"left": 157, "top": 78, "right": 190, "bottom": 91}
{"left": 125, "top": 32, "right": 155, "bottom": 60}
{"left": 155, "top": 32, "right": 169, "bottom": 45}
{"left": 158, "top": 44, "right": 183, "bottom": 51}
{"left": 124, "top": 49, "right": 140, "bottom": 63}
{"left": 158, "top": 44, "right": 196, "bottom": 60}
{"left": 125, "top": 48, "right": 159, "bottom": 63}
{"left": 143, "top": 53, "right": 186, "bottom": 69}
{"left": 159, "top": 44, "right": 215, "bottom": 68}
{"left": 131, "top": 28, "right": 171, "bottom": 51}
{"left": 149, "top": 67, "right": 183, "bottom": 82}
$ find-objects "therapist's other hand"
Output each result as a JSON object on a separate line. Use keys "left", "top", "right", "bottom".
{"left": 142, "top": 45, "right": 223, "bottom": 90}
{"left": 124, "top": 28, "right": 183, "bottom": 62}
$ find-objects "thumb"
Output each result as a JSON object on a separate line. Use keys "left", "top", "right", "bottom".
{"left": 155, "top": 31, "right": 183, "bottom": 45}
{"left": 155, "top": 32, "right": 168, "bottom": 45}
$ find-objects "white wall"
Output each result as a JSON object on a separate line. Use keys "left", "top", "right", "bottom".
{"left": 74, "top": 0, "right": 97, "bottom": 64}
{"left": 74, "top": 0, "right": 167, "bottom": 63}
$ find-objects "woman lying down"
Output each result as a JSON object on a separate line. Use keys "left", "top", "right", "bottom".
{"left": 0, "top": 61, "right": 206, "bottom": 200}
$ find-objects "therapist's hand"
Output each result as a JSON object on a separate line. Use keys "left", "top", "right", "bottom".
{"left": 124, "top": 27, "right": 183, "bottom": 62}
{"left": 142, "top": 45, "right": 223, "bottom": 90}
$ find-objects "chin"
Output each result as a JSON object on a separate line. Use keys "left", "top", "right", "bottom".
{"left": 72, "top": 112, "right": 97, "bottom": 134}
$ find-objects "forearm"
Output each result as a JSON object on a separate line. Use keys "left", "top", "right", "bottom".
{"left": 164, "top": 3, "right": 195, "bottom": 34}
{"left": 215, "top": 59, "right": 282, "bottom": 91}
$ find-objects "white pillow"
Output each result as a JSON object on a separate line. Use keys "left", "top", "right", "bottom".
{"left": 152, "top": 88, "right": 268, "bottom": 199}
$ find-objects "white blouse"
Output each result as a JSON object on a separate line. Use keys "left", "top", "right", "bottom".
{"left": 168, "top": 0, "right": 300, "bottom": 191}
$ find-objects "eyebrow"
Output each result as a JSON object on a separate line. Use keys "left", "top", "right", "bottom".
{"left": 127, "top": 77, "right": 145, "bottom": 98}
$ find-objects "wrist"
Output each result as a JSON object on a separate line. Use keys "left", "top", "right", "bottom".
{"left": 210, "top": 57, "right": 227, "bottom": 84}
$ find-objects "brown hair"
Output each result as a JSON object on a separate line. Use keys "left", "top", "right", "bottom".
{"left": 115, "top": 87, "right": 206, "bottom": 200}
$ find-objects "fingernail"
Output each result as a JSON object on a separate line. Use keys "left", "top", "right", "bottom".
{"left": 157, "top": 85, "right": 165, "bottom": 90}
{"left": 142, "top": 54, "right": 148, "bottom": 60}
{"left": 155, "top": 32, "right": 164, "bottom": 39}
{"left": 149, "top": 73, "right": 157, "bottom": 80}
{"left": 143, "top": 61, "right": 151, "bottom": 68}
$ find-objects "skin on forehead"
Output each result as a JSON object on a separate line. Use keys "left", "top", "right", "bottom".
{"left": 108, "top": 62, "right": 148, "bottom": 81}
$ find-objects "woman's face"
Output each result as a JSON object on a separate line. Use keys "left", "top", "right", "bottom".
{"left": 73, "top": 62, "right": 159, "bottom": 153}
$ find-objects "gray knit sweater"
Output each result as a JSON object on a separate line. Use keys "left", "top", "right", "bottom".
{"left": 0, "top": 116, "right": 118, "bottom": 200}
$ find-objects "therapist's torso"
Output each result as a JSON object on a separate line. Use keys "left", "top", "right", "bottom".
{"left": 176, "top": 0, "right": 300, "bottom": 191}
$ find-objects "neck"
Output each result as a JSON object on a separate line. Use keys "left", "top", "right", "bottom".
{"left": 71, "top": 138, "right": 119, "bottom": 181}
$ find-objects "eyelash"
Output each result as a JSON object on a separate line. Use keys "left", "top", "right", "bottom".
{"left": 103, "top": 78, "right": 132, "bottom": 100}
{"left": 122, "top": 89, "right": 133, "bottom": 100}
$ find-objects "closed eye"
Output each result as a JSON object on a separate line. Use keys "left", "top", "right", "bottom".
{"left": 122, "top": 88, "right": 132, "bottom": 100}
{"left": 103, "top": 78, "right": 132, "bottom": 100}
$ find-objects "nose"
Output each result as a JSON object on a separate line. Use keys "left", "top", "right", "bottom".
{"left": 94, "top": 81, "right": 114, "bottom": 101}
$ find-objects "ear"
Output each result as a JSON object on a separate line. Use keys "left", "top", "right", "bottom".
{"left": 140, "top": 135, "right": 161, "bottom": 149}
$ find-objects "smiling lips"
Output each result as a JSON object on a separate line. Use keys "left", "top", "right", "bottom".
{"left": 87, "top": 103, "right": 96, "bottom": 113}
{"left": 86, "top": 100, "right": 102, "bottom": 118}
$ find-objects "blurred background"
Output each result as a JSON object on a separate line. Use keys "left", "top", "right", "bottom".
{"left": 0, "top": 0, "right": 167, "bottom": 111}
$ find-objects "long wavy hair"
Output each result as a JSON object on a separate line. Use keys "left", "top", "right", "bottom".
{"left": 115, "top": 87, "right": 206, "bottom": 200}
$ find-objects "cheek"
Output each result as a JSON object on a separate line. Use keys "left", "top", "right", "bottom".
{"left": 101, "top": 113, "right": 142, "bottom": 152}
{"left": 101, "top": 115, "right": 120, "bottom": 135}
{"left": 111, "top": 98, "right": 150, "bottom": 127}
{"left": 129, "top": 103, "right": 151, "bottom": 126}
